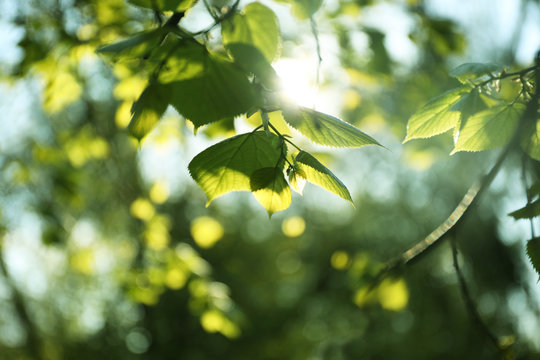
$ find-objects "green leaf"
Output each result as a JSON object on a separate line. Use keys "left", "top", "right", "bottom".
{"left": 188, "top": 131, "right": 283, "bottom": 204}
{"left": 222, "top": 3, "right": 280, "bottom": 63}
{"left": 403, "top": 86, "right": 471, "bottom": 142}
{"left": 129, "top": 0, "right": 197, "bottom": 11}
{"left": 222, "top": 3, "right": 281, "bottom": 90}
{"left": 452, "top": 103, "right": 525, "bottom": 154}
{"left": 282, "top": 106, "right": 381, "bottom": 148}
{"left": 250, "top": 167, "right": 292, "bottom": 215}
{"left": 509, "top": 200, "right": 540, "bottom": 219}
{"left": 129, "top": 82, "right": 170, "bottom": 140}
{"left": 97, "top": 29, "right": 165, "bottom": 59}
{"left": 287, "top": 164, "right": 306, "bottom": 195}
{"left": 290, "top": 0, "right": 323, "bottom": 19}
{"left": 521, "top": 119, "right": 540, "bottom": 161}
{"left": 526, "top": 238, "right": 540, "bottom": 280}
{"left": 449, "top": 62, "right": 504, "bottom": 84}
{"left": 158, "top": 41, "right": 260, "bottom": 128}
{"left": 294, "top": 150, "right": 353, "bottom": 203}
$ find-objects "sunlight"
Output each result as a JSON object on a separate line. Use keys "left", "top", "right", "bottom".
{"left": 274, "top": 58, "right": 319, "bottom": 109}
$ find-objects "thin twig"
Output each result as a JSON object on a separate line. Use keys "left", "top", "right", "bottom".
{"left": 450, "top": 237, "right": 501, "bottom": 354}
{"left": 521, "top": 153, "right": 536, "bottom": 238}
{"left": 310, "top": 15, "right": 322, "bottom": 110}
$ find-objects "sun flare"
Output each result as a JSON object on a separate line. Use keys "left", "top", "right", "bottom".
{"left": 273, "top": 58, "right": 319, "bottom": 109}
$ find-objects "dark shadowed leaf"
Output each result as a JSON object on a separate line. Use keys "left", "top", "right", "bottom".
{"left": 158, "top": 41, "right": 260, "bottom": 128}
{"left": 527, "top": 238, "right": 540, "bottom": 279}
{"left": 97, "top": 29, "right": 165, "bottom": 59}
{"left": 129, "top": 0, "right": 197, "bottom": 11}
{"left": 509, "top": 200, "right": 540, "bottom": 219}
{"left": 129, "top": 82, "right": 170, "bottom": 140}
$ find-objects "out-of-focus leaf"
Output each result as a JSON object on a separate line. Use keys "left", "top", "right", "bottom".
{"left": 129, "top": 82, "right": 169, "bottom": 140}
{"left": 282, "top": 106, "right": 381, "bottom": 148}
{"left": 222, "top": 3, "right": 280, "bottom": 63}
{"left": 129, "top": 0, "right": 197, "bottom": 11}
{"left": 287, "top": 164, "right": 306, "bottom": 195}
{"left": 526, "top": 238, "right": 540, "bottom": 280}
{"left": 188, "top": 131, "right": 282, "bottom": 204}
{"left": 449, "top": 63, "right": 504, "bottom": 83}
{"left": 250, "top": 167, "right": 292, "bottom": 215}
{"left": 521, "top": 119, "right": 540, "bottom": 161}
{"left": 452, "top": 103, "right": 525, "bottom": 154}
{"left": 295, "top": 150, "right": 353, "bottom": 203}
{"left": 290, "top": 0, "right": 323, "bottom": 19}
{"left": 509, "top": 200, "right": 540, "bottom": 219}
{"left": 158, "top": 41, "right": 260, "bottom": 128}
{"left": 404, "top": 86, "right": 471, "bottom": 142}
{"left": 97, "top": 29, "right": 165, "bottom": 59}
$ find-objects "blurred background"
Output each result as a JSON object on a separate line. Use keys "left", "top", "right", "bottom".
{"left": 1, "top": 0, "right": 540, "bottom": 359}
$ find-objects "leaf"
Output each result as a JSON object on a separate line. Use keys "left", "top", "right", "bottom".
{"left": 287, "top": 164, "right": 306, "bottom": 195}
{"left": 97, "top": 29, "right": 165, "bottom": 59}
{"left": 449, "top": 62, "right": 504, "bottom": 84}
{"left": 129, "top": 82, "right": 170, "bottom": 140}
{"left": 222, "top": 3, "right": 281, "bottom": 90}
{"left": 290, "top": 0, "right": 323, "bottom": 19}
{"left": 282, "top": 106, "right": 381, "bottom": 148}
{"left": 250, "top": 167, "right": 292, "bottom": 215}
{"left": 509, "top": 200, "right": 540, "bottom": 219}
{"left": 452, "top": 103, "right": 525, "bottom": 154}
{"left": 188, "top": 131, "right": 283, "bottom": 204}
{"left": 294, "top": 150, "right": 353, "bottom": 203}
{"left": 158, "top": 41, "right": 260, "bottom": 128}
{"left": 526, "top": 238, "right": 540, "bottom": 280}
{"left": 222, "top": 3, "right": 280, "bottom": 63}
{"left": 129, "top": 0, "right": 197, "bottom": 11}
{"left": 403, "top": 86, "right": 471, "bottom": 142}
{"left": 521, "top": 119, "right": 540, "bottom": 161}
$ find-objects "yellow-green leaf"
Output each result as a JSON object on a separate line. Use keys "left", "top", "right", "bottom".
{"left": 452, "top": 103, "right": 525, "bottom": 154}
{"left": 129, "top": 82, "right": 169, "bottom": 140}
{"left": 188, "top": 131, "right": 282, "bottom": 204}
{"left": 129, "top": 0, "right": 197, "bottom": 11}
{"left": 282, "top": 106, "right": 381, "bottom": 148}
{"left": 295, "top": 150, "right": 352, "bottom": 203}
{"left": 250, "top": 167, "right": 292, "bottom": 215}
{"left": 404, "top": 86, "right": 471, "bottom": 142}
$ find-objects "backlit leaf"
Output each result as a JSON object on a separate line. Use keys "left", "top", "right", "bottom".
{"left": 295, "top": 150, "right": 353, "bottom": 203}
{"left": 527, "top": 238, "right": 540, "bottom": 280}
{"left": 158, "top": 41, "right": 260, "bottom": 128}
{"left": 404, "top": 86, "right": 471, "bottom": 142}
{"left": 129, "top": 0, "right": 197, "bottom": 11}
{"left": 250, "top": 167, "right": 292, "bottom": 215}
{"left": 521, "top": 119, "right": 540, "bottom": 161}
{"left": 287, "top": 164, "right": 306, "bottom": 195}
{"left": 290, "top": 0, "right": 323, "bottom": 19}
{"left": 222, "top": 3, "right": 280, "bottom": 63}
{"left": 282, "top": 106, "right": 381, "bottom": 148}
{"left": 129, "top": 82, "right": 169, "bottom": 140}
{"left": 449, "top": 62, "right": 504, "bottom": 84}
{"left": 452, "top": 103, "right": 525, "bottom": 154}
{"left": 188, "top": 131, "right": 283, "bottom": 204}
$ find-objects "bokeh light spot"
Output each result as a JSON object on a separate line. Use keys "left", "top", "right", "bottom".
{"left": 190, "top": 216, "right": 224, "bottom": 249}
{"left": 281, "top": 216, "right": 306, "bottom": 238}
